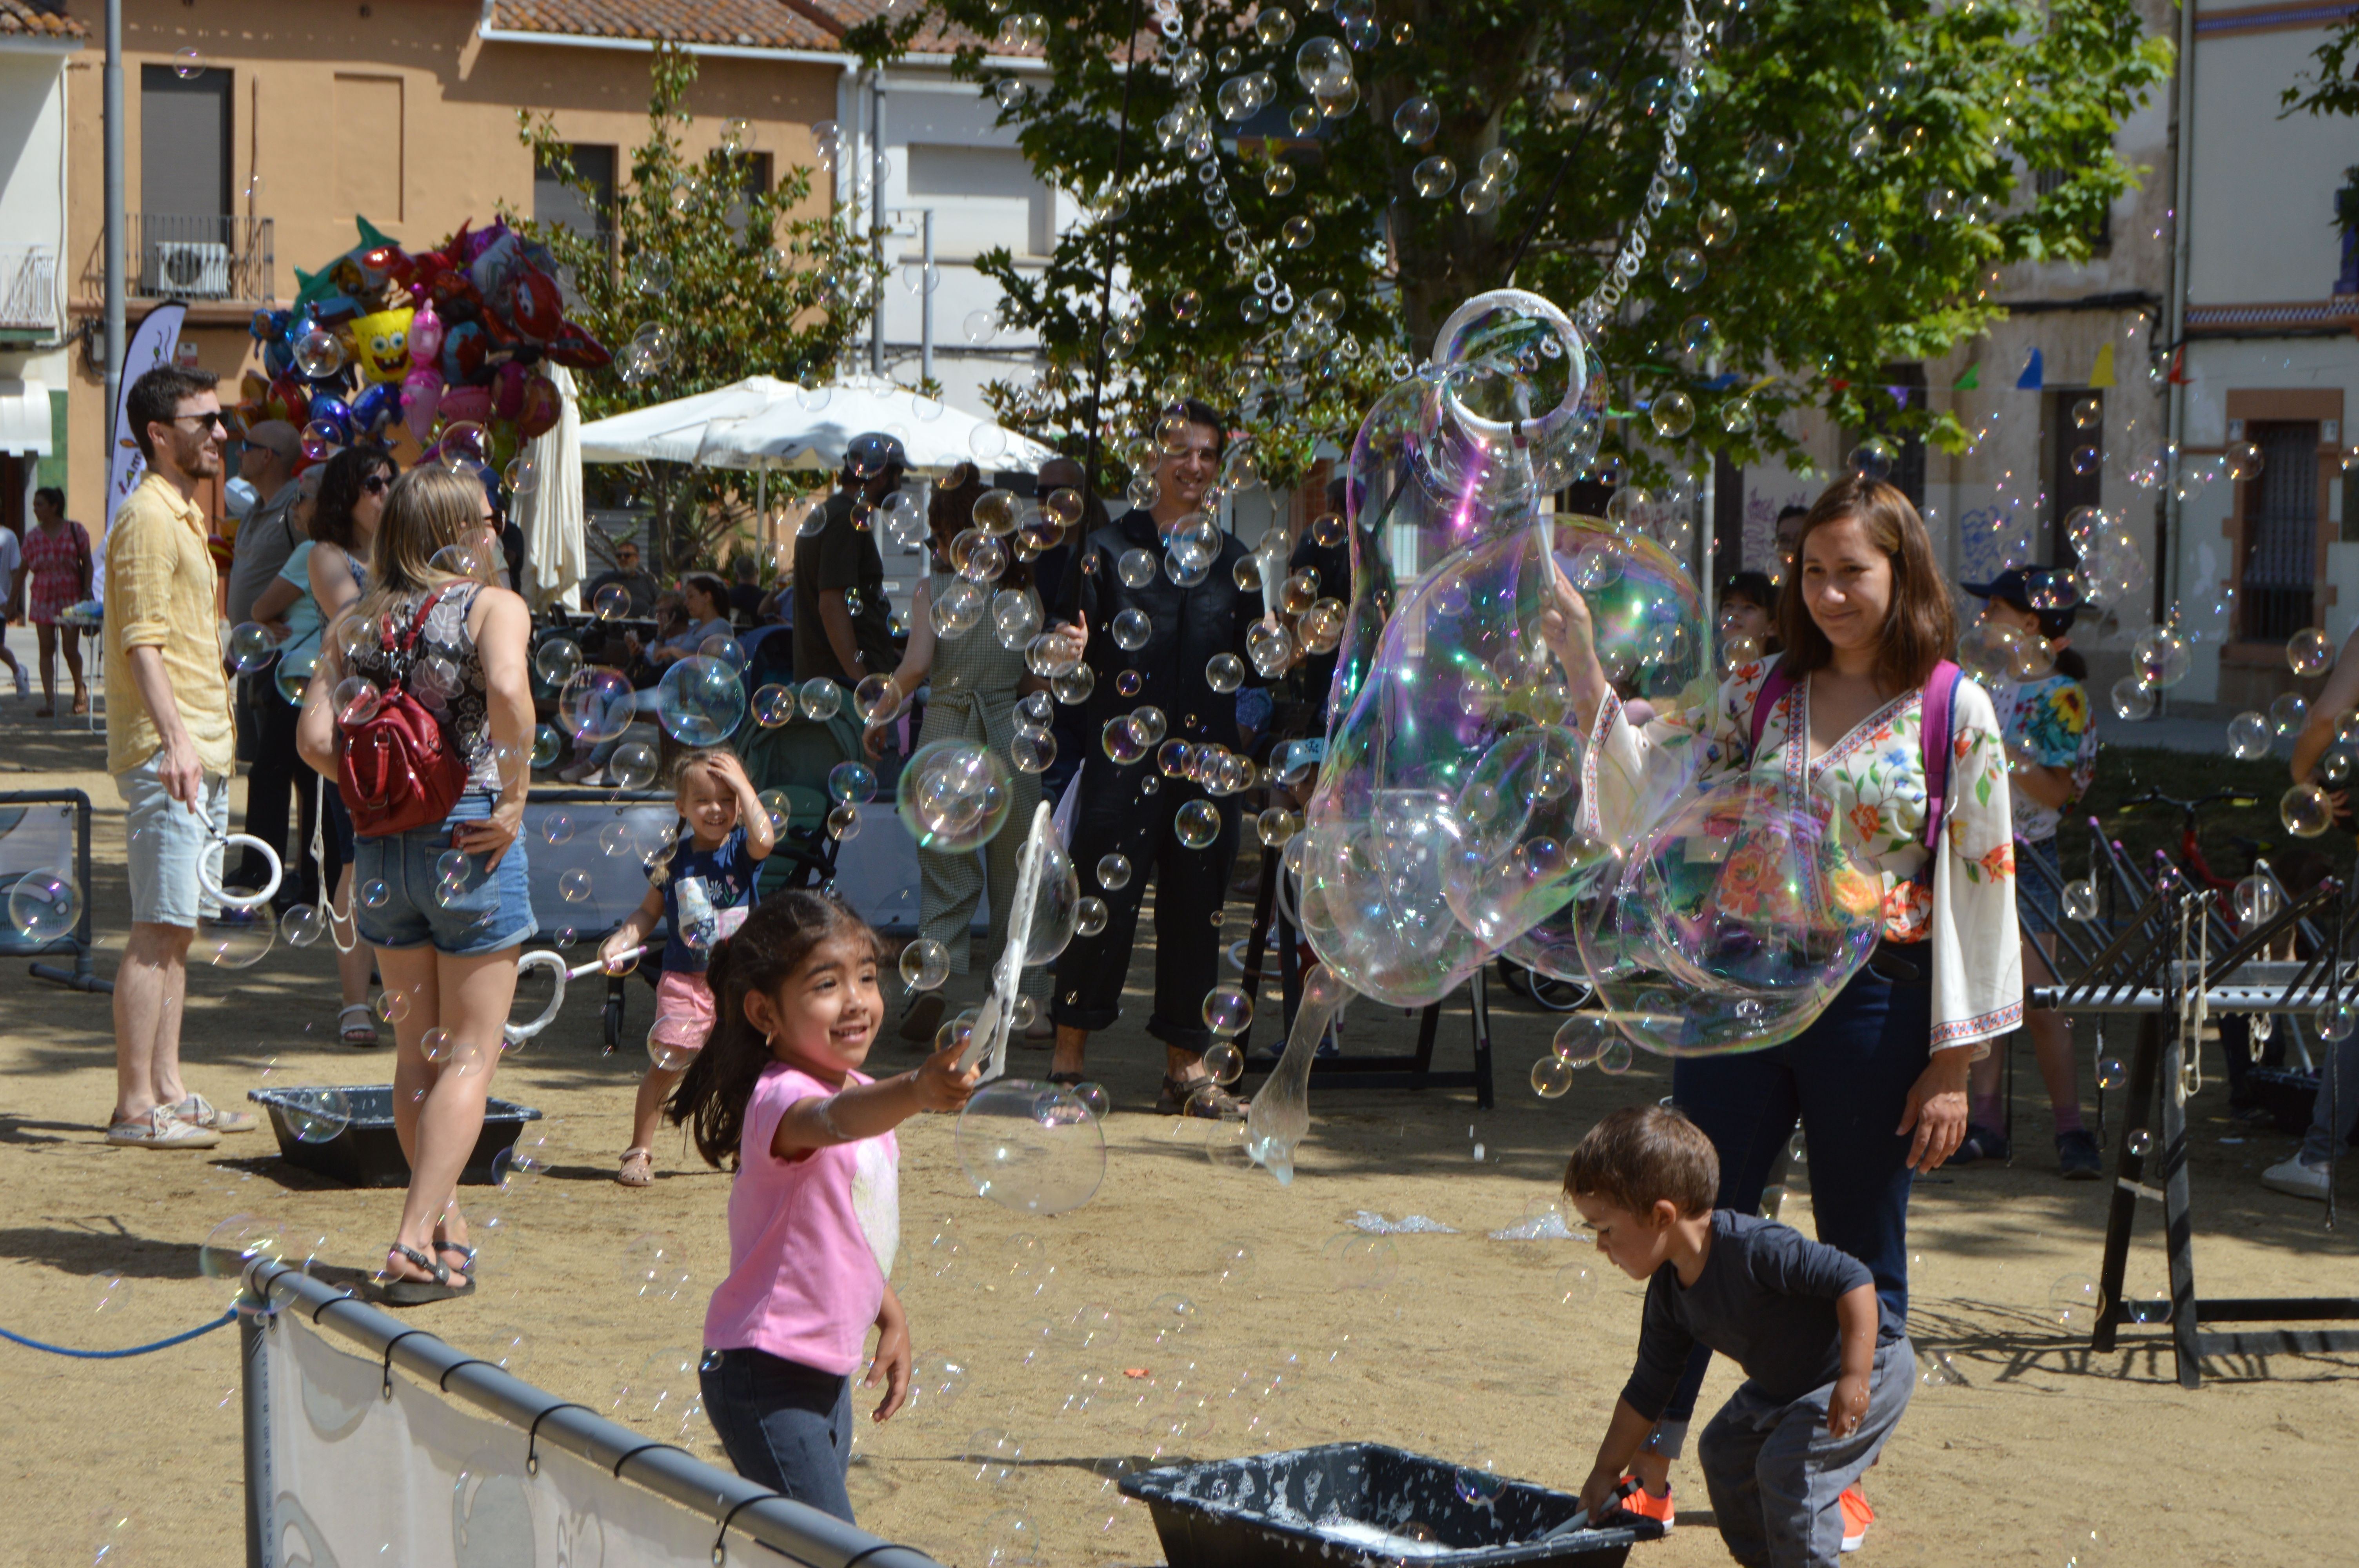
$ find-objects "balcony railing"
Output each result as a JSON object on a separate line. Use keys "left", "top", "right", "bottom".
{"left": 0, "top": 247, "right": 58, "bottom": 332}
{"left": 81, "top": 214, "right": 275, "bottom": 305}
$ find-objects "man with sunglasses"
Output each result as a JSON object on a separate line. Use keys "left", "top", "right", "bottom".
{"left": 102, "top": 365, "right": 253, "bottom": 1149}
{"left": 587, "top": 536, "right": 659, "bottom": 616}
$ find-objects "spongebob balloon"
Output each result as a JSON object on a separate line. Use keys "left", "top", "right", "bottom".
{"left": 349, "top": 305, "right": 414, "bottom": 385}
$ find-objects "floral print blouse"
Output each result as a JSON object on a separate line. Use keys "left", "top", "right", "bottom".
{"left": 1994, "top": 674, "right": 2097, "bottom": 844}
{"left": 1580, "top": 659, "right": 2025, "bottom": 1053}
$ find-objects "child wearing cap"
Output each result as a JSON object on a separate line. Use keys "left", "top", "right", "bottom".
{"left": 1958, "top": 568, "right": 2101, "bottom": 1178}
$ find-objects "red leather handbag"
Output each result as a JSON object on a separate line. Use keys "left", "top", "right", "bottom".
{"left": 339, "top": 589, "right": 468, "bottom": 837}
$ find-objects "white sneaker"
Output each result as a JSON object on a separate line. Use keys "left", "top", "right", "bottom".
{"left": 2261, "top": 1154, "right": 2332, "bottom": 1201}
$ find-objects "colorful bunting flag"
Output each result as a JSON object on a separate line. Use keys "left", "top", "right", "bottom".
{"left": 2016, "top": 348, "right": 2044, "bottom": 390}
{"left": 1952, "top": 363, "right": 1981, "bottom": 391}
{"left": 2089, "top": 343, "right": 2117, "bottom": 389}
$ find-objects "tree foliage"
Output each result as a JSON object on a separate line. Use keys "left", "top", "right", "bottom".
{"left": 2284, "top": 19, "right": 2359, "bottom": 120}
{"left": 505, "top": 44, "right": 877, "bottom": 572}
{"left": 849, "top": 0, "right": 2171, "bottom": 488}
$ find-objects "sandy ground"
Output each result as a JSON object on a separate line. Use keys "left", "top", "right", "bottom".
{"left": 4, "top": 716, "right": 2358, "bottom": 1568}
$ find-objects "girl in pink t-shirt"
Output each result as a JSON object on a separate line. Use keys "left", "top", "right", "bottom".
{"left": 667, "top": 889, "right": 978, "bottom": 1523}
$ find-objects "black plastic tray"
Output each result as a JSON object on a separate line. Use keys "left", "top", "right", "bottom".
{"left": 247, "top": 1085, "right": 542, "bottom": 1187}
{"left": 1118, "top": 1443, "right": 1661, "bottom": 1567}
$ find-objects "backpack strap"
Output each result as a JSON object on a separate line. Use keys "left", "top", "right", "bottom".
{"left": 1918, "top": 660, "right": 1963, "bottom": 857}
{"left": 1746, "top": 660, "right": 1799, "bottom": 761}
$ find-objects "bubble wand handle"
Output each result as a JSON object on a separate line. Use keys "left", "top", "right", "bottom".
{"left": 197, "top": 829, "right": 281, "bottom": 911}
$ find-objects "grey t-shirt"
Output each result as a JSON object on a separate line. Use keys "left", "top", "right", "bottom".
{"left": 225, "top": 480, "right": 304, "bottom": 627}
{"left": 1622, "top": 1210, "right": 1894, "bottom": 1417}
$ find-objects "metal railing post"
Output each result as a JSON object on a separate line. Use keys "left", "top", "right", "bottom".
{"left": 240, "top": 1295, "right": 271, "bottom": 1568}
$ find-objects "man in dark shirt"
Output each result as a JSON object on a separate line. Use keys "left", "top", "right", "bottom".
{"left": 586, "top": 537, "right": 660, "bottom": 616}
{"left": 1565, "top": 1106, "right": 1911, "bottom": 1566}
{"left": 793, "top": 437, "right": 904, "bottom": 688}
{"left": 1044, "top": 401, "right": 1262, "bottom": 1114}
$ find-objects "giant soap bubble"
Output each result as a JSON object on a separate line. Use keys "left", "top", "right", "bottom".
{"left": 897, "top": 739, "right": 1012, "bottom": 852}
{"left": 956, "top": 1079, "right": 1105, "bottom": 1215}
{"left": 1575, "top": 780, "right": 1882, "bottom": 1056}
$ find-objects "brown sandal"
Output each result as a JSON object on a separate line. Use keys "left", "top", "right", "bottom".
{"left": 617, "top": 1148, "right": 653, "bottom": 1187}
{"left": 1157, "top": 1075, "right": 1244, "bottom": 1118}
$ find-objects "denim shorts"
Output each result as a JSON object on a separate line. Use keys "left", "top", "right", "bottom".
{"left": 2015, "top": 835, "right": 2061, "bottom": 937}
{"left": 117, "top": 755, "right": 231, "bottom": 927}
{"left": 351, "top": 791, "right": 536, "bottom": 955}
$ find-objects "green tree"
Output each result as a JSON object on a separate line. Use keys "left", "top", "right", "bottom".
{"left": 2284, "top": 22, "right": 2359, "bottom": 118}
{"left": 507, "top": 44, "right": 878, "bottom": 573}
{"left": 849, "top": 0, "right": 2170, "bottom": 488}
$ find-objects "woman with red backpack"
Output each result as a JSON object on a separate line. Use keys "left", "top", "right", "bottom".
{"left": 1542, "top": 475, "right": 2023, "bottom": 1545}
{"left": 296, "top": 465, "right": 535, "bottom": 1306}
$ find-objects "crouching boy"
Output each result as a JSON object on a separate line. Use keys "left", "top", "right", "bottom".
{"left": 1567, "top": 1105, "right": 1912, "bottom": 1567}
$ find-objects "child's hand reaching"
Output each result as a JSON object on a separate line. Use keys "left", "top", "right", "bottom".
{"left": 868, "top": 1287, "right": 913, "bottom": 1421}
{"left": 911, "top": 1040, "right": 982, "bottom": 1112}
{"left": 1826, "top": 1372, "right": 1870, "bottom": 1438}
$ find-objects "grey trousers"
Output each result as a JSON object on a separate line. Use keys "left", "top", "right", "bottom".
{"left": 1697, "top": 1336, "right": 1914, "bottom": 1568}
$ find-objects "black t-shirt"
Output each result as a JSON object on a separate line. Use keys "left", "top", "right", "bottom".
{"left": 1062, "top": 509, "right": 1261, "bottom": 753}
{"left": 792, "top": 488, "right": 898, "bottom": 686}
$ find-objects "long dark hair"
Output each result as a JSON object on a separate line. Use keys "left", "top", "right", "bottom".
{"left": 927, "top": 461, "right": 1035, "bottom": 590}
{"left": 312, "top": 446, "right": 396, "bottom": 551}
{"left": 666, "top": 890, "right": 883, "bottom": 1170}
{"left": 1774, "top": 476, "right": 1956, "bottom": 695}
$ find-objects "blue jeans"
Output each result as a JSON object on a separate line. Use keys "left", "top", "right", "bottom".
{"left": 1659, "top": 953, "right": 1934, "bottom": 1425}
{"left": 699, "top": 1348, "right": 855, "bottom": 1524}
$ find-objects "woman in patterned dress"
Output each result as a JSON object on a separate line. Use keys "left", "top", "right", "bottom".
{"left": 1545, "top": 475, "right": 2022, "bottom": 1537}
{"left": 24, "top": 487, "right": 91, "bottom": 716}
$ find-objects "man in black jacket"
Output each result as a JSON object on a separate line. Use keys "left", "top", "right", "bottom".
{"left": 1046, "top": 400, "right": 1261, "bottom": 1114}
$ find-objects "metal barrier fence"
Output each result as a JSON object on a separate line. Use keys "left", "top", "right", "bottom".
{"left": 2, "top": 789, "right": 110, "bottom": 993}
{"left": 242, "top": 1259, "right": 938, "bottom": 1568}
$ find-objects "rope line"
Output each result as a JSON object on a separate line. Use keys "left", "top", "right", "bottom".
{"left": 0, "top": 1307, "right": 238, "bottom": 1359}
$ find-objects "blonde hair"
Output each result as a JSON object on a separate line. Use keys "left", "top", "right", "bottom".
{"left": 347, "top": 466, "right": 490, "bottom": 641}
{"left": 649, "top": 747, "right": 743, "bottom": 887}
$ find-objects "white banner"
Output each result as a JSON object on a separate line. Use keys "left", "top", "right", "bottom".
{"left": 258, "top": 1310, "right": 723, "bottom": 1568}
{"left": 97, "top": 302, "right": 186, "bottom": 606}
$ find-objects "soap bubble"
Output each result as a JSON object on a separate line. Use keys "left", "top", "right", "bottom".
{"left": 2270, "top": 692, "right": 2308, "bottom": 737}
{"left": 753, "top": 683, "right": 795, "bottom": 727}
{"left": 362, "top": 879, "right": 391, "bottom": 908}
{"left": 2048, "top": 1273, "right": 2103, "bottom": 1330}
{"left": 2283, "top": 784, "right": 2334, "bottom": 838}
{"left": 2289, "top": 627, "right": 2337, "bottom": 677}
{"left": 1330, "top": 1233, "right": 1399, "bottom": 1290}
{"left": 2226, "top": 711, "right": 2271, "bottom": 760}
{"left": 1112, "top": 609, "right": 1152, "bottom": 651}
{"left": 2232, "top": 873, "right": 2282, "bottom": 927}
{"left": 1577, "top": 780, "right": 1882, "bottom": 1058}
{"left": 199, "top": 907, "right": 276, "bottom": 969}
{"left": 1096, "top": 854, "right": 1132, "bottom": 891}
{"left": 8, "top": 871, "right": 81, "bottom": 943}
{"left": 282, "top": 1087, "right": 352, "bottom": 1143}
{"left": 559, "top": 869, "right": 592, "bottom": 903}
{"left": 1531, "top": 1055, "right": 1575, "bottom": 1097}
{"left": 648, "top": 1013, "right": 703, "bottom": 1071}
{"left": 1075, "top": 897, "right": 1108, "bottom": 936}
{"left": 558, "top": 668, "right": 633, "bottom": 744}
{"left": 897, "top": 739, "right": 1012, "bottom": 852}
{"left": 2126, "top": 1128, "right": 2154, "bottom": 1158}
{"left": 651, "top": 656, "right": 745, "bottom": 746}
{"left": 2109, "top": 678, "right": 2154, "bottom": 722}
{"left": 956, "top": 1080, "right": 1106, "bottom": 1216}
{"left": 2318, "top": 998, "right": 2359, "bottom": 1042}
{"left": 2063, "top": 878, "right": 2099, "bottom": 922}
{"left": 1205, "top": 652, "right": 1246, "bottom": 693}
{"left": 900, "top": 938, "right": 950, "bottom": 991}
{"left": 2132, "top": 628, "right": 2191, "bottom": 690}
{"left": 623, "top": 1231, "right": 693, "bottom": 1304}
{"left": 201, "top": 1215, "right": 286, "bottom": 1288}
{"left": 799, "top": 678, "right": 845, "bottom": 722}
{"left": 592, "top": 583, "right": 632, "bottom": 620}
{"left": 828, "top": 761, "right": 879, "bottom": 805}
{"left": 1202, "top": 985, "right": 1253, "bottom": 1036}
{"left": 610, "top": 740, "right": 659, "bottom": 791}
{"left": 1441, "top": 724, "right": 1605, "bottom": 951}
{"left": 2095, "top": 1055, "right": 2126, "bottom": 1088}
{"left": 229, "top": 622, "right": 277, "bottom": 672}
{"left": 1174, "top": 799, "right": 1221, "bottom": 849}
{"left": 1203, "top": 1041, "right": 1245, "bottom": 1084}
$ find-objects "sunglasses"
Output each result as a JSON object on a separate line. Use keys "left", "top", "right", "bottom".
{"left": 360, "top": 473, "right": 391, "bottom": 495}
{"left": 172, "top": 412, "right": 231, "bottom": 432}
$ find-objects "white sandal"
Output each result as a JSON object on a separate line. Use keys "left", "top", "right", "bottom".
{"left": 338, "top": 1004, "right": 380, "bottom": 1047}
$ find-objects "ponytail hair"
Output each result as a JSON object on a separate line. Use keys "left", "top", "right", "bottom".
{"left": 665, "top": 889, "right": 883, "bottom": 1169}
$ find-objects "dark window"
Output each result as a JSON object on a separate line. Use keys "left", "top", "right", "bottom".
{"left": 2034, "top": 142, "right": 2113, "bottom": 252}
{"left": 140, "top": 64, "right": 231, "bottom": 219}
{"left": 723, "top": 152, "right": 772, "bottom": 234}
{"left": 2046, "top": 389, "right": 2103, "bottom": 566}
{"left": 2240, "top": 422, "right": 2322, "bottom": 643}
{"left": 534, "top": 144, "right": 616, "bottom": 241}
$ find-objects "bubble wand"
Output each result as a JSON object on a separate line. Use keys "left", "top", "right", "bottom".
{"left": 956, "top": 803, "right": 1053, "bottom": 1082}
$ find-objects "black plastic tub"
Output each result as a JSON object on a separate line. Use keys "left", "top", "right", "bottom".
{"left": 247, "top": 1085, "right": 543, "bottom": 1187}
{"left": 1118, "top": 1443, "right": 1663, "bottom": 1567}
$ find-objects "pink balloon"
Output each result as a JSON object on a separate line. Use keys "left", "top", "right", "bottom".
{"left": 401, "top": 368, "right": 443, "bottom": 443}
{"left": 407, "top": 298, "right": 445, "bottom": 363}
{"left": 436, "top": 384, "right": 493, "bottom": 426}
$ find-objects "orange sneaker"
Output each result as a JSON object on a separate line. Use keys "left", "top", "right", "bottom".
{"left": 1839, "top": 1485, "right": 1874, "bottom": 1552}
{"left": 1617, "top": 1477, "right": 1674, "bottom": 1528}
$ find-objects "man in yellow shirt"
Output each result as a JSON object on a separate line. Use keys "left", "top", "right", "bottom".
{"left": 103, "top": 364, "right": 254, "bottom": 1149}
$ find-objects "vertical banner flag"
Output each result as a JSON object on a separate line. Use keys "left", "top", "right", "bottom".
{"left": 97, "top": 302, "right": 187, "bottom": 605}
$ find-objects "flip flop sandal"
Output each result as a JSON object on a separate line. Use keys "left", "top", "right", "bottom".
{"left": 1157, "top": 1075, "right": 1244, "bottom": 1118}
{"left": 379, "top": 1242, "right": 473, "bottom": 1306}
{"left": 338, "top": 1005, "right": 380, "bottom": 1048}
{"left": 433, "top": 1240, "right": 478, "bottom": 1281}
{"left": 617, "top": 1149, "right": 654, "bottom": 1187}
